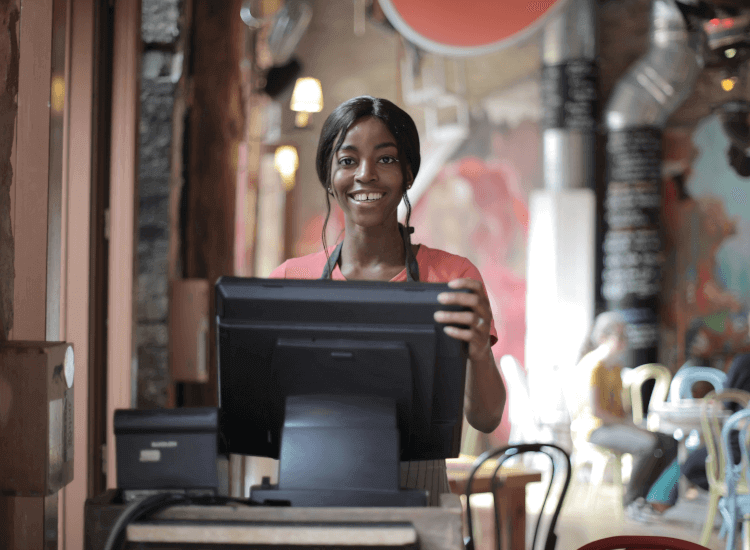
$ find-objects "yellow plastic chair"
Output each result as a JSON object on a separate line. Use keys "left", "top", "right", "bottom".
{"left": 623, "top": 363, "right": 672, "bottom": 428}
{"left": 563, "top": 373, "right": 625, "bottom": 518}
{"left": 577, "top": 438, "right": 624, "bottom": 517}
{"left": 699, "top": 389, "right": 750, "bottom": 546}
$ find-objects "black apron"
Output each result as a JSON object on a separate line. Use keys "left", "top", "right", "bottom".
{"left": 319, "top": 223, "right": 420, "bottom": 282}
{"left": 317, "top": 223, "right": 449, "bottom": 506}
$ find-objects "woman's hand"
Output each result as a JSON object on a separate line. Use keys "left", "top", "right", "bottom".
{"left": 433, "top": 278, "right": 493, "bottom": 363}
{"left": 433, "top": 278, "right": 505, "bottom": 433}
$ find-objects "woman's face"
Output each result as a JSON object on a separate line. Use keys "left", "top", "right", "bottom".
{"left": 330, "top": 116, "right": 411, "bottom": 230}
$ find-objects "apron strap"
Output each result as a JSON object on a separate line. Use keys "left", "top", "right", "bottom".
{"left": 401, "top": 223, "right": 420, "bottom": 282}
{"left": 320, "top": 241, "right": 343, "bottom": 280}
{"left": 319, "top": 223, "right": 420, "bottom": 282}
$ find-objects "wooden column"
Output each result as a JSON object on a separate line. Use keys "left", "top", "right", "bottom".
{"left": 11, "top": 0, "right": 52, "bottom": 341}
{"left": 184, "top": 0, "right": 246, "bottom": 406}
{"left": 0, "top": 0, "right": 20, "bottom": 342}
{"left": 2, "top": 0, "right": 58, "bottom": 548}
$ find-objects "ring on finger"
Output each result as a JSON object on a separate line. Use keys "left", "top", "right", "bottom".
{"left": 476, "top": 317, "right": 485, "bottom": 329}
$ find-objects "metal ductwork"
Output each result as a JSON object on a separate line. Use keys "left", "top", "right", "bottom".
{"left": 601, "top": 0, "right": 703, "bottom": 369}
{"left": 605, "top": 0, "right": 702, "bottom": 131}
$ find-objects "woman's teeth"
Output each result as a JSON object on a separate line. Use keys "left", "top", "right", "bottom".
{"left": 352, "top": 192, "right": 384, "bottom": 202}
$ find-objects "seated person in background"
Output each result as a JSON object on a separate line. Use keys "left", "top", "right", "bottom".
{"left": 643, "top": 312, "right": 750, "bottom": 519}
{"left": 680, "top": 321, "right": 719, "bottom": 398}
{"left": 269, "top": 95, "right": 507, "bottom": 506}
{"left": 569, "top": 312, "right": 678, "bottom": 513}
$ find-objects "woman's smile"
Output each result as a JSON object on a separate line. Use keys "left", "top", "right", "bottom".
{"left": 350, "top": 191, "right": 385, "bottom": 203}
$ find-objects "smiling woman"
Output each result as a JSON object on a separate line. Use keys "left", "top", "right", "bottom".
{"left": 268, "top": 96, "right": 507, "bottom": 506}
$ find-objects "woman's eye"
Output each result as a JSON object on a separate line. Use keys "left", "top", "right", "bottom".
{"left": 338, "top": 157, "right": 355, "bottom": 166}
{"left": 379, "top": 156, "right": 397, "bottom": 164}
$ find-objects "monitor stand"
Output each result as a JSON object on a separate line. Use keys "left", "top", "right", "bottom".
{"left": 250, "top": 394, "right": 428, "bottom": 507}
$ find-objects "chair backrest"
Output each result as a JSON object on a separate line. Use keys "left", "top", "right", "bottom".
{"left": 670, "top": 366, "right": 727, "bottom": 402}
{"left": 576, "top": 535, "right": 711, "bottom": 550}
{"left": 464, "top": 443, "right": 571, "bottom": 550}
{"left": 721, "top": 408, "right": 750, "bottom": 494}
{"left": 700, "top": 389, "right": 750, "bottom": 489}
{"left": 623, "top": 363, "right": 671, "bottom": 426}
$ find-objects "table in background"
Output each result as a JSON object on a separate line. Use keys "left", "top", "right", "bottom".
{"left": 447, "top": 456, "right": 543, "bottom": 550}
{"left": 648, "top": 400, "right": 729, "bottom": 495}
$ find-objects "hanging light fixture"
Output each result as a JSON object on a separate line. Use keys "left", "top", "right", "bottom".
{"left": 290, "top": 77, "right": 323, "bottom": 128}
{"left": 273, "top": 145, "right": 299, "bottom": 191}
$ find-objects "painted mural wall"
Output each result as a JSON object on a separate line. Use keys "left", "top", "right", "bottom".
{"left": 409, "top": 117, "right": 542, "bottom": 445}
{"left": 661, "top": 119, "right": 750, "bottom": 373}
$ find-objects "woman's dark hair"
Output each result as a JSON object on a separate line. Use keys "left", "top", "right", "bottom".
{"left": 315, "top": 96, "right": 421, "bottom": 269}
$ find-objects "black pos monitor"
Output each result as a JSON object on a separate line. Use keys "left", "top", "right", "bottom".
{"left": 215, "top": 276, "right": 470, "bottom": 507}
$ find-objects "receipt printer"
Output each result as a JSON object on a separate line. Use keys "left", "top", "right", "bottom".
{"left": 114, "top": 407, "right": 219, "bottom": 500}
{"left": 0, "top": 341, "right": 74, "bottom": 496}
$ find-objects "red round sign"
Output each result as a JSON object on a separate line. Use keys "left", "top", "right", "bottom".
{"left": 379, "top": 0, "right": 567, "bottom": 56}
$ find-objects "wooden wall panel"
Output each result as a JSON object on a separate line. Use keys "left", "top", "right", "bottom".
{"left": 62, "top": 0, "right": 95, "bottom": 546}
{"left": 11, "top": 0, "right": 53, "bottom": 341}
{"left": 107, "top": 0, "right": 140, "bottom": 488}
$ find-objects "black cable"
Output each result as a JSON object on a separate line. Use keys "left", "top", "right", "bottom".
{"left": 185, "top": 494, "right": 264, "bottom": 507}
{"left": 102, "top": 491, "right": 269, "bottom": 550}
{"left": 102, "top": 492, "right": 189, "bottom": 550}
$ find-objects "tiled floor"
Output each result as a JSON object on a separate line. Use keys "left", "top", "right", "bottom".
{"left": 526, "top": 478, "right": 727, "bottom": 550}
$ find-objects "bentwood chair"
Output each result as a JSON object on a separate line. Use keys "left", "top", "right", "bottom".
{"left": 464, "top": 443, "right": 571, "bottom": 550}
{"left": 576, "top": 535, "right": 710, "bottom": 550}
{"left": 699, "top": 389, "right": 750, "bottom": 546}
{"left": 718, "top": 408, "right": 750, "bottom": 550}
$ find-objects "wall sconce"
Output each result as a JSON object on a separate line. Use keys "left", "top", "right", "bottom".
{"left": 722, "top": 76, "right": 738, "bottom": 92}
{"left": 273, "top": 145, "right": 299, "bottom": 191}
{"left": 51, "top": 75, "right": 65, "bottom": 114}
{"left": 290, "top": 77, "right": 323, "bottom": 128}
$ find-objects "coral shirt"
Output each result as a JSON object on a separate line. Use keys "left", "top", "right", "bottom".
{"left": 269, "top": 243, "right": 499, "bottom": 347}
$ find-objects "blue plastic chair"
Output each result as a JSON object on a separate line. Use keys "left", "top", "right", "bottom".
{"left": 717, "top": 408, "right": 750, "bottom": 550}
{"left": 669, "top": 366, "right": 727, "bottom": 403}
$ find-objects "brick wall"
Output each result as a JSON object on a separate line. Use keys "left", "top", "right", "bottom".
{"left": 137, "top": 0, "right": 183, "bottom": 407}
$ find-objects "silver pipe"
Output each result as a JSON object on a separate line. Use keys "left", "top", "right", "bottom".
{"left": 605, "top": 0, "right": 702, "bottom": 130}
{"left": 542, "top": 0, "right": 597, "bottom": 191}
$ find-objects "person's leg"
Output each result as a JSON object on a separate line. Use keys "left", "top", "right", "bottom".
{"left": 588, "top": 424, "right": 655, "bottom": 454}
{"left": 589, "top": 424, "right": 658, "bottom": 505}
{"left": 626, "top": 431, "right": 678, "bottom": 505}
{"left": 682, "top": 446, "right": 709, "bottom": 491}
{"left": 646, "top": 458, "right": 680, "bottom": 508}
